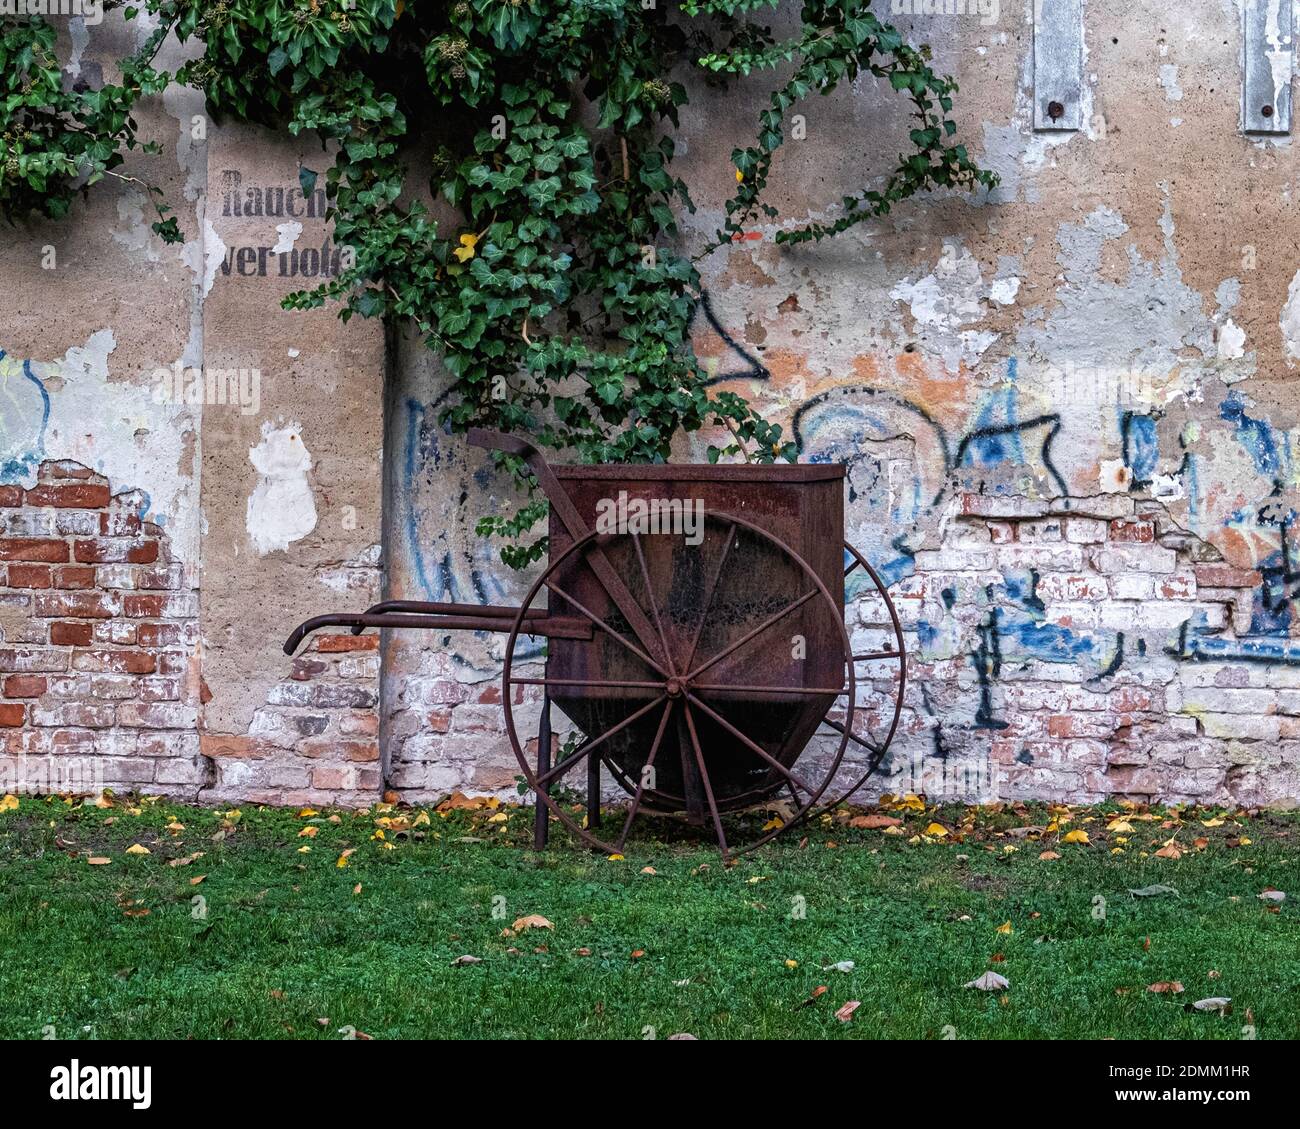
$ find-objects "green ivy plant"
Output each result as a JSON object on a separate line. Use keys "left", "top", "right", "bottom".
{"left": 1, "top": 1, "right": 995, "bottom": 567}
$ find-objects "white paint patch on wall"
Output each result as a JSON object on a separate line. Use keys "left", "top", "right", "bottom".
{"left": 1281, "top": 267, "right": 1300, "bottom": 364}
{"left": 247, "top": 421, "right": 318, "bottom": 555}
{"left": 272, "top": 222, "right": 303, "bottom": 254}
{"left": 1159, "top": 64, "right": 1184, "bottom": 101}
{"left": 1217, "top": 317, "right": 1247, "bottom": 360}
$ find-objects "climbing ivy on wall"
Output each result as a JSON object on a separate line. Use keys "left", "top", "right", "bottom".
{"left": 0, "top": 0, "right": 994, "bottom": 566}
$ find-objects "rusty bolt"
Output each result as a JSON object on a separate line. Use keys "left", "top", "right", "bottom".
{"left": 1047, "top": 100, "right": 1065, "bottom": 121}
{"left": 1262, "top": 105, "right": 1275, "bottom": 118}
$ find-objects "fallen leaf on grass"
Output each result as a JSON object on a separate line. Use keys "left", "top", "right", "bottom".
{"left": 1038, "top": 850, "right": 1060, "bottom": 861}
{"left": 1191, "top": 997, "right": 1232, "bottom": 1015}
{"left": 298, "top": 826, "right": 318, "bottom": 838}
{"left": 124, "top": 844, "right": 150, "bottom": 856}
{"left": 834, "top": 1000, "right": 860, "bottom": 1022}
{"left": 848, "top": 814, "right": 901, "bottom": 830}
{"left": 575, "top": 948, "right": 592, "bottom": 957}
{"left": 352, "top": 884, "right": 362, "bottom": 895}
{"left": 190, "top": 875, "right": 205, "bottom": 885}
{"left": 451, "top": 955, "right": 482, "bottom": 966}
{"left": 1147, "top": 981, "right": 1184, "bottom": 994}
{"left": 965, "top": 971, "right": 1009, "bottom": 991}
{"left": 793, "top": 985, "right": 829, "bottom": 1010}
{"left": 512, "top": 914, "right": 553, "bottom": 932}
{"left": 630, "top": 949, "right": 645, "bottom": 959}
{"left": 168, "top": 852, "right": 204, "bottom": 867}
{"left": 924, "top": 822, "right": 949, "bottom": 837}
{"left": 86, "top": 857, "right": 111, "bottom": 866}
{"left": 1154, "top": 844, "right": 1182, "bottom": 860}
{"left": 823, "top": 960, "right": 855, "bottom": 973}
{"left": 336, "top": 849, "right": 355, "bottom": 868}
{"left": 640, "top": 866, "right": 656, "bottom": 875}
{"left": 1129, "top": 884, "right": 1179, "bottom": 898}
{"left": 165, "top": 821, "right": 184, "bottom": 832}
{"left": 0, "top": 794, "right": 19, "bottom": 813}
{"left": 1106, "top": 819, "right": 1135, "bottom": 833}
{"left": 1061, "top": 830, "right": 1089, "bottom": 844}
{"left": 1258, "top": 888, "right": 1286, "bottom": 903}
{"left": 995, "top": 921, "right": 1013, "bottom": 935}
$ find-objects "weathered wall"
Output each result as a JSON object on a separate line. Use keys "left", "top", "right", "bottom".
{"left": 5, "top": 3, "right": 1300, "bottom": 808}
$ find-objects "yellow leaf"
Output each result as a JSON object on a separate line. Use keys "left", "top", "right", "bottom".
{"left": 165, "top": 821, "right": 185, "bottom": 832}
{"left": 298, "top": 825, "right": 318, "bottom": 838}
{"left": 1106, "top": 819, "right": 1134, "bottom": 833}
{"left": 86, "top": 857, "right": 111, "bottom": 865}
{"left": 735, "top": 167, "right": 743, "bottom": 182}
{"left": 761, "top": 817, "right": 783, "bottom": 831}
{"left": 0, "top": 794, "right": 19, "bottom": 813}
{"left": 1239, "top": 836, "right": 1252, "bottom": 845}
{"left": 1061, "top": 829, "right": 1089, "bottom": 844}
{"left": 371, "top": 829, "right": 385, "bottom": 840}
{"left": 125, "top": 844, "right": 150, "bottom": 856}
{"left": 298, "top": 808, "right": 318, "bottom": 818}
{"left": 412, "top": 811, "right": 430, "bottom": 826}
{"left": 512, "top": 914, "right": 554, "bottom": 931}
{"left": 488, "top": 812, "right": 508, "bottom": 823}
{"left": 607, "top": 853, "right": 624, "bottom": 861}
{"left": 298, "top": 846, "right": 312, "bottom": 853}
{"left": 924, "top": 822, "right": 949, "bottom": 837}
{"left": 223, "top": 809, "right": 241, "bottom": 823}
{"left": 785, "top": 959, "right": 798, "bottom": 969}
{"left": 897, "top": 793, "right": 926, "bottom": 812}
{"left": 882, "top": 825, "right": 904, "bottom": 836}
{"left": 1200, "top": 818, "right": 1224, "bottom": 827}
{"left": 336, "top": 849, "right": 355, "bottom": 868}
{"left": 995, "top": 921, "right": 1013, "bottom": 935}
{"left": 453, "top": 232, "right": 479, "bottom": 262}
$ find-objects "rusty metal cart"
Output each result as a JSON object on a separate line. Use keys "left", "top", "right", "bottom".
{"left": 285, "top": 430, "right": 905, "bottom": 858}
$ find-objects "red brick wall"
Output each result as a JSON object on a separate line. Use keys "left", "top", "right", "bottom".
{"left": 0, "top": 461, "right": 204, "bottom": 795}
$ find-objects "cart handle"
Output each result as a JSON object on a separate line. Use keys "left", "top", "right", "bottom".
{"left": 463, "top": 427, "right": 670, "bottom": 670}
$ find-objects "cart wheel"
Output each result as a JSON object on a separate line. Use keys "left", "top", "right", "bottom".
{"left": 789, "top": 540, "right": 907, "bottom": 815}
{"left": 501, "top": 511, "right": 857, "bottom": 860}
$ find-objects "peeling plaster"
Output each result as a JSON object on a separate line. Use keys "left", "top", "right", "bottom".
{"left": 246, "top": 421, "right": 318, "bottom": 556}
{"left": 890, "top": 244, "right": 1001, "bottom": 371}
{"left": 272, "top": 221, "right": 303, "bottom": 254}
{"left": 1281, "top": 267, "right": 1300, "bottom": 364}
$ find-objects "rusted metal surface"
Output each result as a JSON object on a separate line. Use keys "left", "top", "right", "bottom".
{"left": 283, "top": 429, "right": 906, "bottom": 858}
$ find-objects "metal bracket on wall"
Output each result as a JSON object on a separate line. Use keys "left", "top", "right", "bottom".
{"left": 1033, "top": 0, "right": 1083, "bottom": 132}
{"left": 1243, "top": 0, "right": 1293, "bottom": 134}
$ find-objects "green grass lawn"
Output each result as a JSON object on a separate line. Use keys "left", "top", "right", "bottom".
{"left": 1, "top": 791, "right": 1296, "bottom": 1040}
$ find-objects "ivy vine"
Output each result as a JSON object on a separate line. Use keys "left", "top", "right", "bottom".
{"left": 1, "top": 1, "right": 995, "bottom": 567}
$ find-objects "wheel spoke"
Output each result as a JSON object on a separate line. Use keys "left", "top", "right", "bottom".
{"left": 684, "top": 692, "right": 817, "bottom": 796}
{"left": 685, "top": 588, "right": 817, "bottom": 682}
{"left": 632, "top": 531, "right": 676, "bottom": 676}
{"left": 679, "top": 521, "right": 736, "bottom": 675}
{"left": 536, "top": 694, "right": 667, "bottom": 788}
{"left": 681, "top": 700, "right": 729, "bottom": 858}
{"left": 544, "top": 578, "right": 667, "bottom": 677}
{"left": 853, "top": 649, "right": 900, "bottom": 662}
{"left": 693, "top": 682, "right": 848, "bottom": 698}
{"left": 509, "top": 676, "right": 667, "bottom": 691}
{"left": 614, "top": 699, "right": 673, "bottom": 852}
{"left": 818, "top": 714, "right": 882, "bottom": 756}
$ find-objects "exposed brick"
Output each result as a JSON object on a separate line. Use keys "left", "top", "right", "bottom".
{"left": 73, "top": 539, "right": 160, "bottom": 565}
{"left": 3, "top": 675, "right": 46, "bottom": 698}
{"left": 199, "top": 734, "right": 276, "bottom": 759}
{"left": 0, "top": 649, "right": 69, "bottom": 673}
{"left": 1192, "top": 564, "right": 1260, "bottom": 589}
{"left": 315, "top": 634, "right": 380, "bottom": 653}
{"left": 1109, "top": 519, "right": 1154, "bottom": 543}
{"left": 5, "top": 564, "right": 51, "bottom": 588}
{"left": 122, "top": 594, "right": 166, "bottom": 618}
{"left": 24, "top": 483, "right": 111, "bottom": 509}
{"left": 137, "top": 622, "right": 182, "bottom": 647}
{"left": 50, "top": 621, "right": 94, "bottom": 647}
{"left": 53, "top": 565, "right": 96, "bottom": 590}
{"left": 32, "top": 592, "right": 118, "bottom": 619}
{"left": 0, "top": 485, "right": 23, "bottom": 507}
{"left": 0, "top": 704, "right": 25, "bottom": 727}
{"left": 0, "top": 539, "right": 69, "bottom": 563}
{"left": 115, "top": 703, "right": 199, "bottom": 729}
{"left": 71, "top": 649, "right": 157, "bottom": 675}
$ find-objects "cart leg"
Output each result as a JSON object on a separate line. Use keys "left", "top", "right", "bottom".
{"left": 587, "top": 748, "right": 602, "bottom": 829}
{"left": 534, "top": 693, "right": 551, "bottom": 850}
